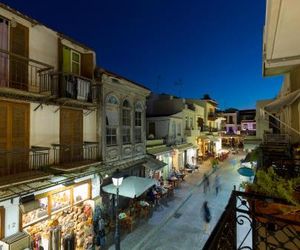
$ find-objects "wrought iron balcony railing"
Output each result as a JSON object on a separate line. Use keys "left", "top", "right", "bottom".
{"left": 52, "top": 142, "right": 99, "bottom": 167}
{"left": 0, "top": 49, "right": 53, "bottom": 94}
{"left": 0, "top": 146, "right": 50, "bottom": 176}
{"left": 50, "top": 72, "right": 94, "bottom": 103}
{"left": 203, "top": 190, "right": 300, "bottom": 250}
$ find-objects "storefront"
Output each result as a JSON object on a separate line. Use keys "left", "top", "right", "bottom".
{"left": 0, "top": 170, "right": 102, "bottom": 250}
{"left": 21, "top": 180, "right": 94, "bottom": 249}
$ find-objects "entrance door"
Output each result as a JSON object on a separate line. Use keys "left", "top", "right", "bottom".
{"left": 0, "top": 101, "right": 29, "bottom": 176}
{"left": 9, "top": 22, "right": 29, "bottom": 90}
{"left": 60, "top": 108, "right": 83, "bottom": 164}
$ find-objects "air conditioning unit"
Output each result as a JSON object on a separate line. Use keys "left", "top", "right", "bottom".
{"left": 0, "top": 232, "right": 31, "bottom": 250}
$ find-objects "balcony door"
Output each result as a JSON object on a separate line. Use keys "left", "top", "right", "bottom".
{"left": 0, "top": 101, "right": 29, "bottom": 176}
{"left": 9, "top": 22, "right": 29, "bottom": 90}
{"left": 0, "top": 17, "right": 8, "bottom": 87}
{"left": 60, "top": 108, "right": 83, "bottom": 164}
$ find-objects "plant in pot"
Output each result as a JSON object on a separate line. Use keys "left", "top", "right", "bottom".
{"left": 241, "top": 167, "right": 300, "bottom": 226}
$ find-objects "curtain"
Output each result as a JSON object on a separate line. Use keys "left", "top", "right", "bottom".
{"left": 0, "top": 18, "right": 8, "bottom": 87}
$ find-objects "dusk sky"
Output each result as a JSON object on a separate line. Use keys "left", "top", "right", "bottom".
{"left": 4, "top": 0, "right": 282, "bottom": 109}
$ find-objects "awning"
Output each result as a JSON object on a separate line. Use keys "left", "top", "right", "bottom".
{"left": 102, "top": 176, "right": 156, "bottom": 198}
{"left": 147, "top": 145, "right": 172, "bottom": 155}
{"left": 143, "top": 157, "right": 167, "bottom": 171}
{"left": 265, "top": 89, "right": 300, "bottom": 113}
{"left": 207, "top": 135, "right": 220, "bottom": 142}
{"left": 174, "top": 143, "right": 195, "bottom": 151}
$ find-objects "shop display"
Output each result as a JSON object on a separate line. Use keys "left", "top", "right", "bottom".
{"left": 25, "top": 202, "right": 94, "bottom": 250}
{"left": 22, "top": 182, "right": 93, "bottom": 250}
{"left": 51, "top": 190, "right": 71, "bottom": 213}
{"left": 22, "top": 197, "right": 48, "bottom": 227}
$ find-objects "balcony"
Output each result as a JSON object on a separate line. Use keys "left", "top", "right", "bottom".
{"left": 51, "top": 72, "right": 98, "bottom": 106}
{"left": 202, "top": 125, "right": 218, "bottom": 133}
{"left": 0, "top": 146, "right": 51, "bottom": 186}
{"left": 0, "top": 49, "right": 53, "bottom": 99}
{"left": 203, "top": 190, "right": 300, "bottom": 250}
{"left": 52, "top": 142, "right": 100, "bottom": 171}
{"left": 208, "top": 112, "right": 217, "bottom": 121}
{"left": 184, "top": 128, "right": 200, "bottom": 137}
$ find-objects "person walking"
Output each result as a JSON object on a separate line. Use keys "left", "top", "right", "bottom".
{"left": 202, "top": 201, "right": 211, "bottom": 233}
{"left": 203, "top": 173, "right": 210, "bottom": 193}
{"left": 215, "top": 173, "right": 221, "bottom": 196}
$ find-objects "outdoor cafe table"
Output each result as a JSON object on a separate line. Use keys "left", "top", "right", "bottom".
{"left": 168, "top": 176, "right": 179, "bottom": 188}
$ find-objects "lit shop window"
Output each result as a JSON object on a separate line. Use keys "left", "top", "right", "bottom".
{"left": 22, "top": 197, "right": 48, "bottom": 227}
{"left": 73, "top": 183, "right": 89, "bottom": 204}
{"left": 51, "top": 190, "right": 71, "bottom": 213}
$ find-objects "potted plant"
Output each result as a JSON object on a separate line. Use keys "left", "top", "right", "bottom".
{"left": 241, "top": 167, "right": 300, "bottom": 227}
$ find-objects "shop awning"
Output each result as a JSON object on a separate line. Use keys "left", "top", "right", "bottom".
{"left": 147, "top": 145, "right": 172, "bottom": 155}
{"left": 143, "top": 157, "right": 167, "bottom": 171}
{"left": 174, "top": 143, "right": 195, "bottom": 151}
{"left": 265, "top": 89, "right": 300, "bottom": 113}
{"left": 102, "top": 176, "right": 156, "bottom": 198}
{"left": 207, "top": 135, "right": 220, "bottom": 142}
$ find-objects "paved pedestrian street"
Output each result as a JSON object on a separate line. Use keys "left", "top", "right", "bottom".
{"left": 109, "top": 152, "right": 246, "bottom": 250}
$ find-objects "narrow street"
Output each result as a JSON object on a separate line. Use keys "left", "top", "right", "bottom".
{"left": 112, "top": 152, "right": 246, "bottom": 250}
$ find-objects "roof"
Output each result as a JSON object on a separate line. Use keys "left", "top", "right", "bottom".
{"left": 0, "top": 3, "right": 94, "bottom": 51}
{"left": 146, "top": 112, "right": 181, "bottom": 118}
{"left": 147, "top": 145, "right": 172, "bottom": 155}
{"left": 97, "top": 68, "right": 150, "bottom": 91}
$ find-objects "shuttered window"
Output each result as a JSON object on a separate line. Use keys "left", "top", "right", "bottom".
{"left": 9, "top": 22, "right": 29, "bottom": 90}
{"left": 60, "top": 108, "right": 83, "bottom": 163}
{"left": 0, "top": 101, "right": 29, "bottom": 175}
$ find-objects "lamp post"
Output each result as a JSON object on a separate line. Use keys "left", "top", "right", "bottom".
{"left": 112, "top": 169, "right": 123, "bottom": 250}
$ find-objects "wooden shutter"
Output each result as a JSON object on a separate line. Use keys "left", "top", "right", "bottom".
{"left": 0, "top": 101, "right": 29, "bottom": 175}
{"left": 62, "top": 46, "right": 71, "bottom": 73}
{"left": 0, "top": 102, "right": 9, "bottom": 176}
{"left": 11, "top": 103, "right": 29, "bottom": 173}
{"left": 60, "top": 108, "right": 83, "bottom": 164}
{"left": 0, "top": 206, "right": 5, "bottom": 239}
{"left": 81, "top": 53, "right": 94, "bottom": 79}
{"left": 9, "top": 22, "right": 29, "bottom": 90}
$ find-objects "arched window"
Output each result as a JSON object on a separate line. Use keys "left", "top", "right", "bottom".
{"left": 106, "top": 95, "right": 119, "bottom": 146}
{"left": 134, "top": 102, "right": 143, "bottom": 143}
{"left": 106, "top": 95, "right": 119, "bottom": 105}
{"left": 122, "top": 100, "right": 131, "bottom": 144}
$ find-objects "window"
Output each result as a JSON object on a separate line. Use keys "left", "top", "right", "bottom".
{"left": 172, "top": 121, "right": 176, "bottom": 136}
{"left": 107, "top": 95, "right": 119, "bottom": 105}
{"left": 122, "top": 100, "right": 131, "bottom": 144}
{"left": 135, "top": 109, "right": 142, "bottom": 143}
{"left": 185, "top": 116, "right": 189, "bottom": 129}
{"left": 106, "top": 127, "right": 117, "bottom": 146}
{"left": 63, "top": 46, "right": 81, "bottom": 75}
{"left": 177, "top": 123, "right": 181, "bottom": 136}
{"left": 190, "top": 117, "right": 193, "bottom": 129}
{"left": 253, "top": 124, "right": 256, "bottom": 130}
{"left": 229, "top": 116, "right": 233, "bottom": 124}
{"left": 149, "top": 122, "right": 155, "bottom": 136}
{"left": 122, "top": 127, "right": 131, "bottom": 144}
{"left": 135, "top": 128, "right": 142, "bottom": 143}
{"left": 71, "top": 51, "right": 80, "bottom": 75}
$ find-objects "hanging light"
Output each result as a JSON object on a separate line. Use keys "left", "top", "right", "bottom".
{"left": 112, "top": 169, "right": 123, "bottom": 187}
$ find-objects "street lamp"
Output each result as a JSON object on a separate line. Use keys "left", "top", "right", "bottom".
{"left": 112, "top": 169, "right": 123, "bottom": 250}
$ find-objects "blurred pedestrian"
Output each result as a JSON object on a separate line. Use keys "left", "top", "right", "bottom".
{"left": 202, "top": 201, "right": 211, "bottom": 233}
{"left": 203, "top": 173, "right": 210, "bottom": 193}
{"left": 215, "top": 174, "right": 221, "bottom": 195}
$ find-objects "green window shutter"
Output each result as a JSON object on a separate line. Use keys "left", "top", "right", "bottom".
{"left": 63, "top": 46, "right": 71, "bottom": 73}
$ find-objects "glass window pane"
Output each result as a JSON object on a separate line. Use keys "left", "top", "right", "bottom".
{"left": 22, "top": 197, "right": 48, "bottom": 227}
{"left": 51, "top": 190, "right": 71, "bottom": 213}
{"left": 72, "top": 62, "right": 80, "bottom": 75}
{"left": 74, "top": 183, "right": 89, "bottom": 203}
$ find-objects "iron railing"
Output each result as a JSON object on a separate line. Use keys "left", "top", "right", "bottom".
{"left": 50, "top": 72, "right": 93, "bottom": 102}
{"left": 52, "top": 142, "right": 99, "bottom": 166}
{"left": 0, "top": 146, "right": 50, "bottom": 175}
{"left": 0, "top": 48, "right": 53, "bottom": 93}
{"left": 203, "top": 190, "right": 300, "bottom": 250}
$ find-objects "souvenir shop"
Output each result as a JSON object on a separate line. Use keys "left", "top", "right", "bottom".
{"left": 21, "top": 180, "right": 95, "bottom": 250}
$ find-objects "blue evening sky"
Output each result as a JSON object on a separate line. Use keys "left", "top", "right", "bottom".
{"left": 3, "top": 0, "right": 282, "bottom": 109}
